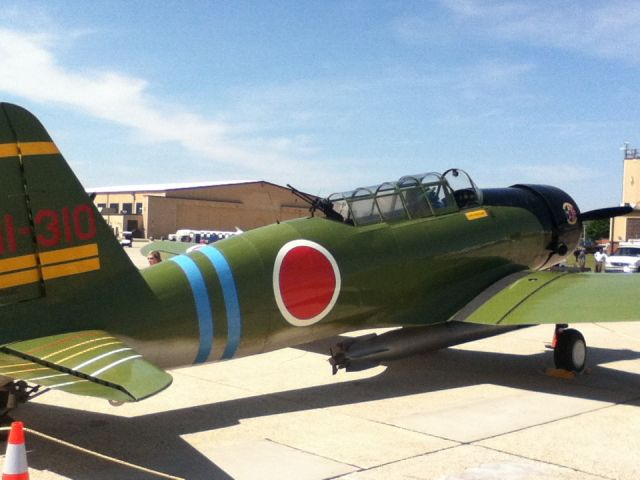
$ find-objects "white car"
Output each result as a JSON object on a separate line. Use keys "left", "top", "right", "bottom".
{"left": 119, "top": 231, "right": 133, "bottom": 248}
{"left": 605, "top": 246, "right": 640, "bottom": 273}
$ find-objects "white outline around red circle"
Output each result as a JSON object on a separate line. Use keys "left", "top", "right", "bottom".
{"left": 272, "top": 239, "right": 341, "bottom": 327}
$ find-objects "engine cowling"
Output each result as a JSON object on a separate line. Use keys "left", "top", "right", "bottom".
{"left": 481, "top": 184, "right": 581, "bottom": 269}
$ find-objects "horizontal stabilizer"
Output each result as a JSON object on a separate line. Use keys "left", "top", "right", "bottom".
{"left": 140, "top": 240, "right": 192, "bottom": 258}
{"left": 0, "top": 330, "right": 172, "bottom": 402}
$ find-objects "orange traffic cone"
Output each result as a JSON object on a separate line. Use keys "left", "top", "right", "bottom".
{"left": 2, "top": 422, "right": 28, "bottom": 480}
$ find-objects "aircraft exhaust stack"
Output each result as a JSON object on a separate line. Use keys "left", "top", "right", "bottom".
{"left": 329, "top": 322, "right": 528, "bottom": 373}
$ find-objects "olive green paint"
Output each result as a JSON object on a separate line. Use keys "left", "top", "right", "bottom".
{"left": 0, "top": 102, "right": 638, "bottom": 404}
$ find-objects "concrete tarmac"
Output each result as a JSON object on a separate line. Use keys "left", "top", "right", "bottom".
{"left": 5, "top": 245, "right": 640, "bottom": 479}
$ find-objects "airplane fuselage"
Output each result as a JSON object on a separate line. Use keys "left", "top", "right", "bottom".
{"left": 0, "top": 102, "right": 631, "bottom": 406}
{"left": 108, "top": 199, "right": 574, "bottom": 368}
{"left": 0, "top": 203, "right": 574, "bottom": 369}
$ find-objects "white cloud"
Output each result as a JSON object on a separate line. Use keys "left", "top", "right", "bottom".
{"left": 0, "top": 28, "right": 307, "bottom": 175}
{"left": 441, "top": 0, "right": 640, "bottom": 63}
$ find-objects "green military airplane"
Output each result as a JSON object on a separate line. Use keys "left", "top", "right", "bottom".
{"left": 0, "top": 102, "right": 636, "bottom": 415}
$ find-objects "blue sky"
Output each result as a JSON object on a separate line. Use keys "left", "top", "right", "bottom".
{"left": 1, "top": 1, "right": 639, "bottom": 210}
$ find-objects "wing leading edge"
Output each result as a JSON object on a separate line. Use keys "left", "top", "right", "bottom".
{"left": 0, "top": 330, "right": 172, "bottom": 402}
{"left": 140, "top": 240, "right": 192, "bottom": 259}
{"left": 453, "top": 270, "right": 640, "bottom": 326}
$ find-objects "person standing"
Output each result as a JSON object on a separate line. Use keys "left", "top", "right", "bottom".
{"left": 578, "top": 248, "right": 586, "bottom": 271}
{"left": 594, "top": 248, "right": 607, "bottom": 273}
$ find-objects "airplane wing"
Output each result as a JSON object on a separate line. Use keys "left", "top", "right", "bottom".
{"left": 140, "top": 240, "right": 193, "bottom": 259}
{"left": 453, "top": 270, "right": 640, "bottom": 326}
{"left": 0, "top": 330, "right": 172, "bottom": 402}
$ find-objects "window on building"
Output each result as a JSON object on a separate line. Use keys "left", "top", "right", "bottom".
{"left": 136, "top": 203, "right": 143, "bottom": 214}
{"left": 122, "top": 203, "right": 133, "bottom": 214}
{"left": 109, "top": 203, "right": 119, "bottom": 212}
{"left": 97, "top": 203, "right": 106, "bottom": 211}
{"left": 627, "top": 218, "right": 640, "bottom": 240}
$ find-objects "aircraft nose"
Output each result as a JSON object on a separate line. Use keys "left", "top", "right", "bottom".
{"left": 482, "top": 184, "right": 582, "bottom": 268}
{"left": 518, "top": 184, "right": 581, "bottom": 266}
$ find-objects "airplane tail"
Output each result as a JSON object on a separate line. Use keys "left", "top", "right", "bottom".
{"left": 0, "top": 103, "right": 172, "bottom": 403}
{"left": 0, "top": 102, "right": 138, "bottom": 305}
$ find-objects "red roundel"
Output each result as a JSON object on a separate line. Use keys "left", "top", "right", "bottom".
{"left": 273, "top": 240, "right": 341, "bottom": 326}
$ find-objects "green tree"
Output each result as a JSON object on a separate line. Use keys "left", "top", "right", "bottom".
{"left": 585, "top": 219, "right": 609, "bottom": 241}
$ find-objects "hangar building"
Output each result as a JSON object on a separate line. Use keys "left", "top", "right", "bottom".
{"left": 611, "top": 145, "right": 640, "bottom": 243}
{"left": 88, "top": 181, "right": 311, "bottom": 239}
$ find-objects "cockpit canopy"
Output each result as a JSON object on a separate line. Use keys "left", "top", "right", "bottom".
{"left": 327, "top": 168, "right": 482, "bottom": 226}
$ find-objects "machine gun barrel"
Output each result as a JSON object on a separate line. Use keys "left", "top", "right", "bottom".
{"left": 287, "top": 184, "right": 344, "bottom": 221}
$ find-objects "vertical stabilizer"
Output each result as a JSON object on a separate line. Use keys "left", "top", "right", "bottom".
{"left": 0, "top": 103, "right": 138, "bottom": 304}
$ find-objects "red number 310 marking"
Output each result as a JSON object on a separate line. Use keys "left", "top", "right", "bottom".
{"left": 0, "top": 204, "right": 96, "bottom": 253}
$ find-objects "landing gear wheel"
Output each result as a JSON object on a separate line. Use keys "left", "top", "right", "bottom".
{"left": 554, "top": 328, "right": 586, "bottom": 372}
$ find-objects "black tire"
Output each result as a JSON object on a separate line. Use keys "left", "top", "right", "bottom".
{"left": 554, "top": 328, "right": 587, "bottom": 372}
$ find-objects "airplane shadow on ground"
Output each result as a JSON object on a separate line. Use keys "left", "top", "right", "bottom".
{"left": 16, "top": 337, "right": 640, "bottom": 480}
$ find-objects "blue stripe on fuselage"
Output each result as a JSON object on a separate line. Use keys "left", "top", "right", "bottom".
{"left": 169, "top": 255, "right": 213, "bottom": 364}
{"left": 199, "top": 246, "right": 242, "bottom": 359}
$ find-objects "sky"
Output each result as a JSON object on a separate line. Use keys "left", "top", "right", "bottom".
{"left": 1, "top": 1, "right": 639, "bottom": 210}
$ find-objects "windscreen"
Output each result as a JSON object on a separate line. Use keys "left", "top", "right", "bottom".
{"left": 614, "top": 247, "right": 640, "bottom": 256}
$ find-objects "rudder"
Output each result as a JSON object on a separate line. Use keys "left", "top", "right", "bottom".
{"left": 0, "top": 103, "right": 138, "bottom": 304}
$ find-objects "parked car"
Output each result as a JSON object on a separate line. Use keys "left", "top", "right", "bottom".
{"left": 119, "top": 231, "right": 133, "bottom": 248}
{"left": 605, "top": 245, "right": 640, "bottom": 273}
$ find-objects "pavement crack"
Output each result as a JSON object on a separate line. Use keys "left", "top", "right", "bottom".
{"left": 327, "top": 444, "right": 465, "bottom": 479}
{"left": 263, "top": 437, "right": 362, "bottom": 470}
{"left": 334, "top": 397, "right": 640, "bottom": 480}
{"left": 468, "top": 398, "right": 640, "bottom": 445}
{"left": 473, "top": 444, "right": 616, "bottom": 480}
